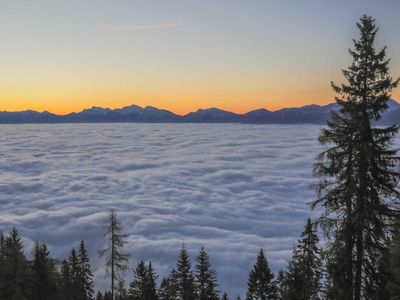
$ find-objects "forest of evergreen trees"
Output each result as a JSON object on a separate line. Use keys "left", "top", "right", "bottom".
{"left": 0, "top": 215, "right": 329, "bottom": 300}
{"left": 1, "top": 14, "right": 400, "bottom": 300}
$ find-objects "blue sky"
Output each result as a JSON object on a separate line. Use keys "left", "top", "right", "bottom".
{"left": 1, "top": 0, "right": 399, "bottom": 113}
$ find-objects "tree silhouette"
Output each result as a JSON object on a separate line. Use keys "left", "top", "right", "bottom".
{"left": 313, "top": 15, "right": 400, "bottom": 299}
{"left": 246, "top": 249, "right": 276, "bottom": 300}
{"left": 99, "top": 210, "right": 130, "bottom": 300}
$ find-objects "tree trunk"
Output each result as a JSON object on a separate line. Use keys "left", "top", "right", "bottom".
{"left": 344, "top": 147, "right": 354, "bottom": 300}
{"left": 354, "top": 98, "right": 370, "bottom": 300}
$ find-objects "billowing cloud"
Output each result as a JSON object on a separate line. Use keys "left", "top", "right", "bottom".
{"left": 104, "top": 22, "right": 184, "bottom": 32}
{"left": 0, "top": 124, "right": 327, "bottom": 297}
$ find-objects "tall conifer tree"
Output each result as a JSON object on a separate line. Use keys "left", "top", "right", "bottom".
{"left": 99, "top": 210, "right": 130, "bottom": 300}
{"left": 176, "top": 245, "right": 197, "bottom": 300}
{"left": 283, "top": 219, "right": 322, "bottom": 299}
{"left": 29, "top": 242, "right": 57, "bottom": 300}
{"left": 69, "top": 248, "right": 82, "bottom": 300}
{"left": 246, "top": 249, "right": 276, "bottom": 300}
{"left": 78, "top": 240, "right": 94, "bottom": 300}
{"left": 195, "top": 247, "right": 219, "bottom": 300}
{"left": 158, "top": 269, "right": 179, "bottom": 300}
{"left": 313, "top": 15, "right": 400, "bottom": 299}
{"left": 0, "top": 228, "right": 28, "bottom": 300}
{"left": 128, "top": 260, "right": 158, "bottom": 300}
{"left": 58, "top": 259, "right": 72, "bottom": 300}
{"left": 146, "top": 262, "right": 158, "bottom": 300}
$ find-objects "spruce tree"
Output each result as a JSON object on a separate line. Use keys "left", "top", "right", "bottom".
{"left": 195, "top": 247, "right": 219, "bottom": 300}
{"left": 78, "top": 240, "right": 94, "bottom": 300}
{"left": 312, "top": 15, "right": 400, "bottom": 300}
{"left": 128, "top": 261, "right": 158, "bottom": 300}
{"left": 28, "top": 241, "right": 57, "bottom": 300}
{"left": 158, "top": 270, "right": 179, "bottom": 300}
{"left": 158, "top": 278, "right": 170, "bottom": 300}
{"left": 246, "top": 249, "right": 276, "bottom": 300}
{"left": 0, "top": 228, "right": 28, "bottom": 300}
{"left": 146, "top": 262, "right": 158, "bottom": 300}
{"left": 57, "top": 259, "right": 72, "bottom": 300}
{"left": 115, "top": 280, "right": 128, "bottom": 300}
{"left": 99, "top": 210, "right": 130, "bottom": 300}
{"left": 275, "top": 271, "right": 288, "bottom": 300}
{"left": 176, "top": 245, "right": 197, "bottom": 300}
{"left": 221, "top": 292, "right": 229, "bottom": 300}
{"left": 283, "top": 219, "right": 322, "bottom": 299}
{"left": 129, "top": 261, "right": 146, "bottom": 299}
{"left": 69, "top": 248, "right": 82, "bottom": 300}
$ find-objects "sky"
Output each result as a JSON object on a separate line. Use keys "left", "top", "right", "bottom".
{"left": 1, "top": 0, "right": 400, "bottom": 115}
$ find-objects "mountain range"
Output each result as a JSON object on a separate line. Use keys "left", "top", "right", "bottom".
{"left": 1, "top": 99, "right": 400, "bottom": 125}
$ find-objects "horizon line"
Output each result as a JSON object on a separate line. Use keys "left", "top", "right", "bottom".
{"left": 1, "top": 98, "right": 398, "bottom": 116}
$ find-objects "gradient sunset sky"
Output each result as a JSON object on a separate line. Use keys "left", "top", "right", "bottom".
{"left": 1, "top": 0, "right": 400, "bottom": 115}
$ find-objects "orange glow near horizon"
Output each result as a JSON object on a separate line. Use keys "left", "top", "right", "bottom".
{"left": 1, "top": 43, "right": 399, "bottom": 115}
{"left": 1, "top": 88, "right": 400, "bottom": 115}
{"left": 0, "top": 71, "right": 363, "bottom": 114}
{"left": 0, "top": 93, "right": 334, "bottom": 115}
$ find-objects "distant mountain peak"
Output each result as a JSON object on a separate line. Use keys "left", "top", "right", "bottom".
{"left": 184, "top": 107, "right": 240, "bottom": 122}
{"left": 0, "top": 99, "right": 399, "bottom": 124}
{"left": 88, "top": 106, "right": 106, "bottom": 110}
{"left": 81, "top": 106, "right": 110, "bottom": 115}
{"left": 245, "top": 108, "right": 271, "bottom": 115}
{"left": 118, "top": 104, "right": 143, "bottom": 115}
{"left": 144, "top": 105, "right": 162, "bottom": 111}
{"left": 121, "top": 104, "right": 142, "bottom": 110}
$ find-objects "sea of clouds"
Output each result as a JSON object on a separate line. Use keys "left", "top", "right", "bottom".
{"left": 0, "top": 123, "right": 326, "bottom": 297}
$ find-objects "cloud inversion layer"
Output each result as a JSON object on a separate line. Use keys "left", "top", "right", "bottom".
{"left": 0, "top": 124, "right": 324, "bottom": 296}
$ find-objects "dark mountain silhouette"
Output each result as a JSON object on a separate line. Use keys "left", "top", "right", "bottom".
{"left": 61, "top": 105, "right": 180, "bottom": 123}
{"left": 1, "top": 100, "right": 399, "bottom": 124}
{"left": 183, "top": 108, "right": 242, "bottom": 123}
